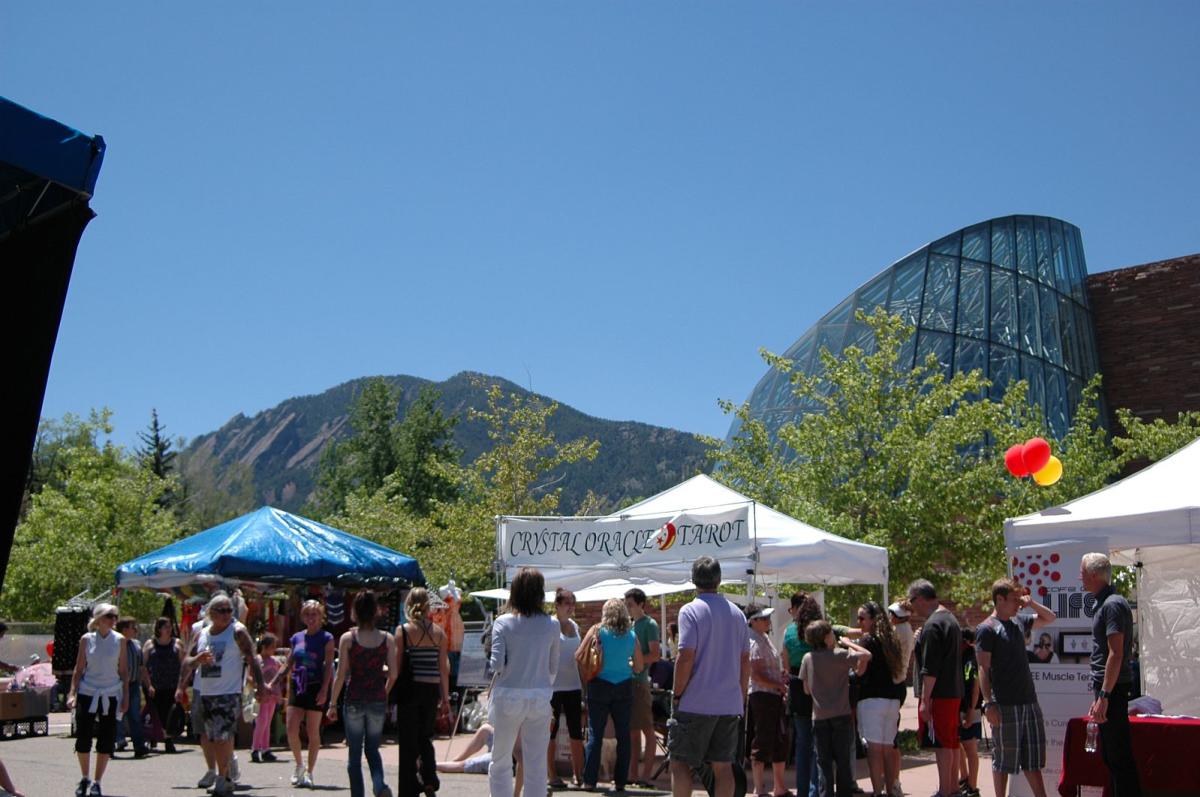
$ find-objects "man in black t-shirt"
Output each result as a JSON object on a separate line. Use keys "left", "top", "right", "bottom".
{"left": 976, "top": 578, "right": 1056, "bottom": 797}
{"left": 907, "top": 579, "right": 960, "bottom": 797}
{"left": 1081, "top": 553, "right": 1141, "bottom": 797}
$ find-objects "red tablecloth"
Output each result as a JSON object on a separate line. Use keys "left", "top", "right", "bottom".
{"left": 1058, "top": 714, "right": 1200, "bottom": 796}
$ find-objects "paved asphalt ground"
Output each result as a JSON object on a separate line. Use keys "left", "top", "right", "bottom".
{"left": 2, "top": 708, "right": 951, "bottom": 797}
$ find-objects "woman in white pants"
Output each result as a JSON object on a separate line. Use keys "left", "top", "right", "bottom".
{"left": 488, "top": 568, "right": 560, "bottom": 797}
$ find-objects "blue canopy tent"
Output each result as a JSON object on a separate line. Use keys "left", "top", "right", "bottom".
{"left": 117, "top": 507, "right": 425, "bottom": 590}
{"left": 1, "top": 97, "right": 105, "bottom": 594}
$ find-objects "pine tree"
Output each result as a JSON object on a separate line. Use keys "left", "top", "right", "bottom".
{"left": 137, "top": 409, "right": 176, "bottom": 478}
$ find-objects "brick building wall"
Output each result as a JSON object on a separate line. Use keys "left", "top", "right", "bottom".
{"left": 1087, "top": 253, "right": 1200, "bottom": 430}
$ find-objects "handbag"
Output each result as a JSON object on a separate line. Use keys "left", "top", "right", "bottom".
{"left": 575, "top": 625, "right": 604, "bottom": 682}
{"left": 141, "top": 700, "right": 165, "bottom": 743}
{"left": 165, "top": 702, "right": 186, "bottom": 738}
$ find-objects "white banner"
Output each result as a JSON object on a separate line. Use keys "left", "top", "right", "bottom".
{"left": 1007, "top": 540, "right": 1104, "bottom": 797}
{"left": 499, "top": 504, "right": 753, "bottom": 571}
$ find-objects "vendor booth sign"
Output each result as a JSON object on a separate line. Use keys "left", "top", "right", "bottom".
{"left": 499, "top": 504, "right": 752, "bottom": 571}
{"left": 1007, "top": 540, "right": 1100, "bottom": 797}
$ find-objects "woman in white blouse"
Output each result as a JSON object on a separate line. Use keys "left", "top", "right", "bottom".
{"left": 488, "top": 568, "right": 560, "bottom": 797}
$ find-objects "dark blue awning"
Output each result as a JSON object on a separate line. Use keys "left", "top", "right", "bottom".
{"left": 1, "top": 96, "right": 105, "bottom": 237}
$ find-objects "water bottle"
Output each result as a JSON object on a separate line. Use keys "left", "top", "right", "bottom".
{"left": 1084, "top": 720, "right": 1099, "bottom": 753}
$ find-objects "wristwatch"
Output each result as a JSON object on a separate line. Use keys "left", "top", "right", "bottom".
{"left": 1097, "top": 689, "right": 1111, "bottom": 699}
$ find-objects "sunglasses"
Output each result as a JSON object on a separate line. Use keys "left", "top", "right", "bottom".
{"left": 211, "top": 607, "right": 233, "bottom": 615}
{"left": 1035, "top": 643, "right": 1052, "bottom": 649}
{"left": 103, "top": 613, "right": 118, "bottom": 620}
{"left": 856, "top": 614, "right": 869, "bottom": 621}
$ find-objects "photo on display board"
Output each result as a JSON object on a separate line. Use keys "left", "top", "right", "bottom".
{"left": 1026, "top": 629, "right": 1058, "bottom": 664}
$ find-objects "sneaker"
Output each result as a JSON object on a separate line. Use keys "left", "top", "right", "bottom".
{"left": 888, "top": 785, "right": 903, "bottom": 797}
{"left": 376, "top": 787, "right": 394, "bottom": 797}
{"left": 75, "top": 778, "right": 90, "bottom": 797}
{"left": 165, "top": 739, "right": 176, "bottom": 753}
{"left": 88, "top": 782, "right": 103, "bottom": 797}
{"left": 291, "top": 765, "right": 305, "bottom": 785}
{"left": 198, "top": 770, "right": 218, "bottom": 789}
{"left": 261, "top": 750, "right": 278, "bottom": 762}
{"left": 211, "top": 776, "right": 235, "bottom": 796}
{"left": 299, "top": 771, "right": 315, "bottom": 788}
{"left": 251, "top": 750, "right": 262, "bottom": 764}
{"left": 133, "top": 746, "right": 150, "bottom": 759}
{"left": 229, "top": 753, "right": 240, "bottom": 782}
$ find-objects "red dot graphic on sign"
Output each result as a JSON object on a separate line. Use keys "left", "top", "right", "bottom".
{"left": 1051, "top": 572, "right": 1061, "bottom": 582}
{"left": 1039, "top": 586, "right": 1049, "bottom": 596}
{"left": 1029, "top": 563, "right": 1040, "bottom": 575}
{"left": 1012, "top": 557, "right": 1019, "bottom": 566}
{"left": 1050, "top": 553, "right": 1060, "bottom": 563}
{"left": 1037, "top": 579, "right": 1043, "bottom": 585}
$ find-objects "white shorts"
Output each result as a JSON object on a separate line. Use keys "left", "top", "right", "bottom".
{"left": 856, "top": 697, "right": 901, "bottom": 745}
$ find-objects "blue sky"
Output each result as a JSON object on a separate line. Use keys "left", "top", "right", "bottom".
{"left": 5, "top": 3, "right": 1199, "bottom": 449}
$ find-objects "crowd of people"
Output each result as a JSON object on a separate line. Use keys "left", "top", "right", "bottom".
{"left": 59, "top": 551, "right": 1142, "bottom": 797}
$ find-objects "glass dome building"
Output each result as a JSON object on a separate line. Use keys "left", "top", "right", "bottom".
{"left": 735, "top": 215, "right": 1101, "bottom": 443}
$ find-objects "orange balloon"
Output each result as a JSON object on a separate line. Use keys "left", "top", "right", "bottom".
{"left": 1032, "top": 455, "right": 1063, "bottom": 486}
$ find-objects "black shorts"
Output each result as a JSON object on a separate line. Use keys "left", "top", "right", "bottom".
{"left": 75, "top": 696, "right": 118, "bottom": 755}
{"left": 289, "top": 684, "right": 326, "bottom": 712}
{"left": 551, "top": 689, "right": 584, "bottom": 740}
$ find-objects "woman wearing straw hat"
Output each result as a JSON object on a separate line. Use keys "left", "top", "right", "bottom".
{"left": 67, "top": 603, "right": 129, "bottom": 797}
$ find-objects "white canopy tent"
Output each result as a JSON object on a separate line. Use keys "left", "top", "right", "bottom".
{"left": 1005, "top": 436, "right": 1200, "bottom": 715}
{"left": 498, "top": 474, "right": 890, "bottom": 598}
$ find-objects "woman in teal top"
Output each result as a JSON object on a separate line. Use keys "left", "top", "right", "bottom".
{"left": 581, "top": 597, "right": 644, "bottom": 791}
{"left": 783, "top": 592, "right": 823, "bottom": 797}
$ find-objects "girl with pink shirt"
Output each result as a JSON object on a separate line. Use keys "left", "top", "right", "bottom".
{"left": 252, "top": 634, "right": 284, "bottom": 762}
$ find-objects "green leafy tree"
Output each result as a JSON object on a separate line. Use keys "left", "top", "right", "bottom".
{"left": 313, "top": 379, "right": 403, "bottom": 515}
{"left": 331, "top": 378, "right": 600, "bottom": 591}
{"left": 392, "top": 386, "right": 460, "bottom": 516}
{"left": 1113, "top": 408, "right": 1200, "bottom": 465}
{"left": 178, "top": 457, "right": 257, "bottom": 533}
{"left": 2, "top": 411, "right": 182, "bottom": 621}
{"left": 710, "top": 309, "right": 1118, "bottom": 606}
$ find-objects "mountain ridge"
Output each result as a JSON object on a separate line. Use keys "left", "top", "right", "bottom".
{"left": 179, "top": 371, "right": 713, "bottom": 514}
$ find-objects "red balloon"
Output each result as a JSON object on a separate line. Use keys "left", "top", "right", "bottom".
{"left": 1022, "top": 437, "right": 1052, "bottom": 474}
{"left": 1004, "top": 444, "right": 1030, "bottom": 477}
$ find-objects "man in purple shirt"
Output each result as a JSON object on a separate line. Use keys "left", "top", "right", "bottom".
{"left": 668, "top": 556, "right": 750, "bottom": 797}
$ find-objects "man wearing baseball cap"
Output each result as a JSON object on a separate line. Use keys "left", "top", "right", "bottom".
{"left": 746, "top": 605, "right": 789, "bottom": 797}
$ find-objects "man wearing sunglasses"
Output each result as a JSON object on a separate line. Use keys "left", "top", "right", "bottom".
{"left": 178, "top": 594, "right": 268, "bottom": 797}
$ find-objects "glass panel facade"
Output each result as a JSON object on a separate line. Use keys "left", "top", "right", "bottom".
{"left": 855, "top": 273, "right": 891, "bottom": 315}
{"left": 1039, "top": 284, "right": 1062, "bottom": 365}
{"left": 989, "top": 268, "right": 1018, "bottom": 348}
{"left": 888, "top": 253, "right": 926, "bottom": 327}
{"left": 989, "top": 345, "right": 1018, "bottom": 401}
{"left": 962, "top": 224, "right": 989, "bottom": 263}
{"left": 732, "top": 215, "right": 1102, "bottom": 448}
{"left": 1016, "top": 216, "right": 1036, "bottom": 277}
{"left": 991, "top": 217, "right": 1014, "bottom": 270}
{"left": 931, "top": 232, "right": 960, "bottom": 256}
{"left": 1018, "top": 276, "right": 1041, "bottom": 355}
{"left": 1035, "top": 217, "right": 1054, "bottom": 286}
{"left": 916, "top": 330, "right": 954, "bottom": 377}
{"left": 921, "top": 255, "right": 958, "bottom": 332}
{"left": 957, "top": 261, "right": 987, "bottom": 339}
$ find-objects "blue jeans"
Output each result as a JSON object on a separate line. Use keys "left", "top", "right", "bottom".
{"left": 116, "top": 687, "right": 145, "bottom": 751}
{"left": 583, "top": 679, "right": 633, "bottom": 788}
{"left": 344, "top": 701, "right": 387, "bottom": 797}
{"left": 792, "top": 715, "right": 819, "bottom": 797}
